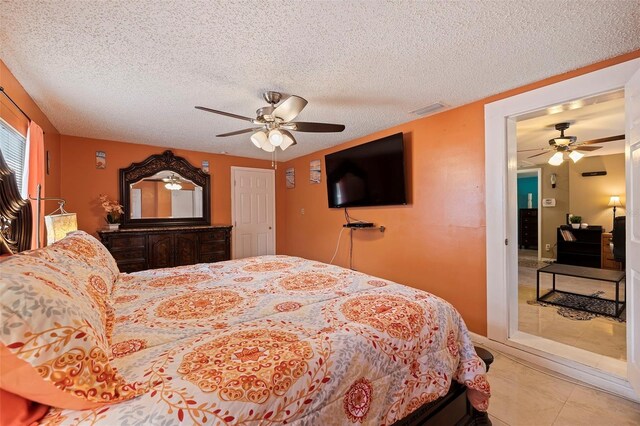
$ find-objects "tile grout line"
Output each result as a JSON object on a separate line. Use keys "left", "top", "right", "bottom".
{"left": 488, "top": 413, "right": 511, "bottom": 426}
{"left": 550, "top": 384, "right": 576, "bottom": 425}
{"left": 481, "top": 345, "right": 639, "bottom": 404}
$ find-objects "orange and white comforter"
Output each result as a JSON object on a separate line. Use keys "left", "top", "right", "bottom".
{"left": 42, "top": 255, "right": 489, "bottom": 425}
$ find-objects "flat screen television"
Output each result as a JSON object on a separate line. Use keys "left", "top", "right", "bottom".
{"left": 325, "top": 132, "right": 407, "bottom": 208}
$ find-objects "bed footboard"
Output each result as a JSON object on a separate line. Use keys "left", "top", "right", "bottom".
{"left": 393, "top": 347, "right": 494, "bottom": 426}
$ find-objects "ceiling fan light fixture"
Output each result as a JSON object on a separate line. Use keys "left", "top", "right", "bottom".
{"left": 251, "top": 130, "right": 267, "bottom": 148}
{"left": 260, "top": 138, "right": 276, "bottom": 152}
{"left": 279, "top": 131, "right": 295, "bottom": 151}
{"left": 550, "top": 136, "right": 576, "bottom": 146}
{"left": 548, "top": 152, "right": 564, "bottom": 166}
{"left": 569, "top": 150, "right": 585, "bottom": 163}
{"left": 165, "top": 182, "right": 182, "bottom": 190}
{"left": 268, "top": 129, "right": 284, "bottom": 146}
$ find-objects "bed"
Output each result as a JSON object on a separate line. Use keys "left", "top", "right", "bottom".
{"left": 0, "top": 153, "right": 490, "bottom": 425}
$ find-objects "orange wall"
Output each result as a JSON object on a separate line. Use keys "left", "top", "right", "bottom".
{"left": 59, "top": 135, "right": 276, "bottom": 235}
{"left": 277, "top": 49, "right": 640, "bottom": 335}
{"left": 0, "top": 60, "right": 61, "bottom": 207}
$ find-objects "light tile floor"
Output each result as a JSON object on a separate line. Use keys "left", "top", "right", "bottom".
{"left": 518, "top": 264, "right": 626, "bottom": 360}
{"left": 484, "top": 349, "right": 640, "bottom": 425}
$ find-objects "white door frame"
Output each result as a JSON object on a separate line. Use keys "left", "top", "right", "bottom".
{"left": 516, "top": 168, "right": 542, "bottom": 260}
{"left": 485, "top": 58, "right": 640, "bottom": 400}
{"left": 230, "top": 166, "right": 276, "bottom": 259}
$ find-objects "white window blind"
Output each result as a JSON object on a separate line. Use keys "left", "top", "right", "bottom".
{"left": 0, "top": 118, "right": 26, "bottom": 193}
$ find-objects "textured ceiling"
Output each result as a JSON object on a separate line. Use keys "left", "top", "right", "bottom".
{"left": 517, "top": 96, "right": 625, "bottom": 167}
{"left": 1, "top": 1, "right": 639, "bottom": 161}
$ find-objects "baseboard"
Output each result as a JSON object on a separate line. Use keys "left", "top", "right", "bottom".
{"left": 469, "top": 332, "right": 640, "bottom": 403}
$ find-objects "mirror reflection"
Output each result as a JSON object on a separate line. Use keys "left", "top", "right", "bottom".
{"left": 129, "top": 171, "right": 203, "bottom": 219}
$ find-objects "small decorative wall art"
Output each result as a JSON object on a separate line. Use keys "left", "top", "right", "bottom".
{"left": 310, "top": 160, "right": 321, "bottom": 184}
{"left": 202, "top": 160, "right": 209, "bottom": 173}
{"left": 286, "top": 167, "right": 295, "bottom": 188}
{"left": 96, "top": 151, "right": 106, "bottom": 169}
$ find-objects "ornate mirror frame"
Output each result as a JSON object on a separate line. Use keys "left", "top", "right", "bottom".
{"left": 119, "top": 150, "right": 211, "bottom": 228}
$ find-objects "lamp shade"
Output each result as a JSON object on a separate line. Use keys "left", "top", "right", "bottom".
{"left": 165, "top": 182, "right": 182, "bottom": 190}
{"left": 260, "top": 137, "right": 276, "bottom": 152}
{"left": 548, "top": 152, "right": 564, "bottom": 166}
{"left": 279, "top": 130, "right": 296, "bottom": 151}
{"left": 608, "top": 195, "right": 622, "bottom": 207}
{"left": 251, "top": 131, "right": 268, "bottom": 148}
{"left": 45, "top": 213, "right": 78, "bottom": 245}
{"left": 268, "top": 129, "right": 284, "bottom": 146}
{"left": 568, "top": 150, "right": 584, "bottom": 163}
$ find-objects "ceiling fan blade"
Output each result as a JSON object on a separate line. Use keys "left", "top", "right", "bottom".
{"left": 273, "top": 95, "right": 308, "bottom": 122}
{"left": 528, "top": 151, "right": 551, "bottom": 159}
{"left": 518, "top": 148, "right": 548, "bottom": 153}
{"left": 216, "top": 128, "right": 261, "bottom": 137}
{"left": 287, "top": 122, "right": 346, "bottom": 133}
{"left": 195, "top": 106, "right": 255, "bottom": 123}
{"left": 573, "top": 146, "right": 602, "bottom": 152}
{"left": 580, "top": 134, "right": 625, "bottom": 145}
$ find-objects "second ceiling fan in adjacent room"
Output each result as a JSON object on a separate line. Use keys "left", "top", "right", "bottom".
{"left": 519, "top": 122, "right": 624, "bottom": 166}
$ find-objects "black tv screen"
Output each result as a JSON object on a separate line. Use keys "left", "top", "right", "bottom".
{"left": 325, "top": 133, "right": 407, "bottom": 208}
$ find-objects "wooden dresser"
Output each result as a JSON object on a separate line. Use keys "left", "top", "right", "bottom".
{"left": 518, "top": 208, "right": 538, "bottom": 249}
{"left": 98, "top": 225, "right": 231, "bottom": 273}
{"left": 601, "top": 232, "right": 623, "bottom": 270}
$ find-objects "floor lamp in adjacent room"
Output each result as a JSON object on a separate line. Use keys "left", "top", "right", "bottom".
{"left": 608, "top": 195, "right": 623, "bottom": 232}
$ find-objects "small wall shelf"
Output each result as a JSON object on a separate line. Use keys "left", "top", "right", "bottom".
{"left": 343, "top": 224, "right": 385, "bottom": 232}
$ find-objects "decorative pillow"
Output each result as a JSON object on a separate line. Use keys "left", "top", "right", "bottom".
{"left": 0, "top": 235, "right": 144, "bottom": 409}
{"left": 49, "top": 230, "right": 120, "bottom": 293}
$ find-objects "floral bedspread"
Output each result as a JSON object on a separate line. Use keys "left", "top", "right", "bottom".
{"left": 42, "top": 255, "right": 489, "bottom": 425}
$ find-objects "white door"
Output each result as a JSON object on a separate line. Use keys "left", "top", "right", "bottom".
{"left": 231, "top": 167, "right": 275, "bottom": 259}
{"left": 171, "top": 190, "right": 194, "bottom": 217}
{"left": 193, "top": 187, "right": 203, "bottom": 217}
{"left": 131, "top": 188, "right": 142, "bottom": 218}
{"left": 626, "top": 67, "right": 640, "bottom": 395}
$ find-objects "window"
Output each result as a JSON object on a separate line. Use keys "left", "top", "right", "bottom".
{"left": 0, "top": 118, "right": 26, "bottom": 194}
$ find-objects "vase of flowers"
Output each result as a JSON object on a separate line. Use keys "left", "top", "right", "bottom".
{"left": 99, "top": 194, "right": 124, "bottom": 230}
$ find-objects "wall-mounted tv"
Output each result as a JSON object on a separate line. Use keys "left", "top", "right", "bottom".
{"left": 325, "top": 132, "right": 407, "bottom": 208}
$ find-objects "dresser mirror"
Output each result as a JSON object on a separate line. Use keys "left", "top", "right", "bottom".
{"left": 120, "top": 150, "right": 210, "bottom": 228}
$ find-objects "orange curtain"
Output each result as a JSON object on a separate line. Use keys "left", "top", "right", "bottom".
{"left": 24, "top": 121, "right": 45, "bottom": 249}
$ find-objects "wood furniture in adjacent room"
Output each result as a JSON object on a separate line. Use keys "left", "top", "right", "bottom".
{"left": 602, "top": 232, "right": 623, "bottom": 271}
{"left": 556, "top": 226, "right": 602, "bottom": 268}
{"left": 98, "top": 225, "right": 231, "bottom": 273}
{"left": 518, "top": 208, "right": 538, "bottom": 249}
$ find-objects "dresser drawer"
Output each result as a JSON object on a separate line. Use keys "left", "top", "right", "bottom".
{"left": 200, "top": 252, "right": 228, "bottom": 263}
{"left": 111, "top": 247, "right": 146, "bottom": 262}
{"left": 200, "top": 229, "right": 228, "bottom": 242}
{"left": 109, "top": 235, "right": 145, "bottom": 248}
{"left": 200, "top": 241, "right": 227, "bottom": 253}
{"left": 117, "top": 260, "right": 148, "bottom": 273}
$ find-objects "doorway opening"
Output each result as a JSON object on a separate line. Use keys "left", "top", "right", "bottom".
{"left": 515, "top": 92, "right": 626, "bottom": 368}
{"left": 485, "top": 57, "right": 640, "bottom": 400}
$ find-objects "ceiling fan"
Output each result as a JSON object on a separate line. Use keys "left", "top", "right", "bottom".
{"left": 196, "top": 91, "right": 345, "bottom": 153}
{"left": 162, "top": 174, "right": 182, "bottom": 190}
{"left": 518, "top": 122, "right": 624, "bottom": 166}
